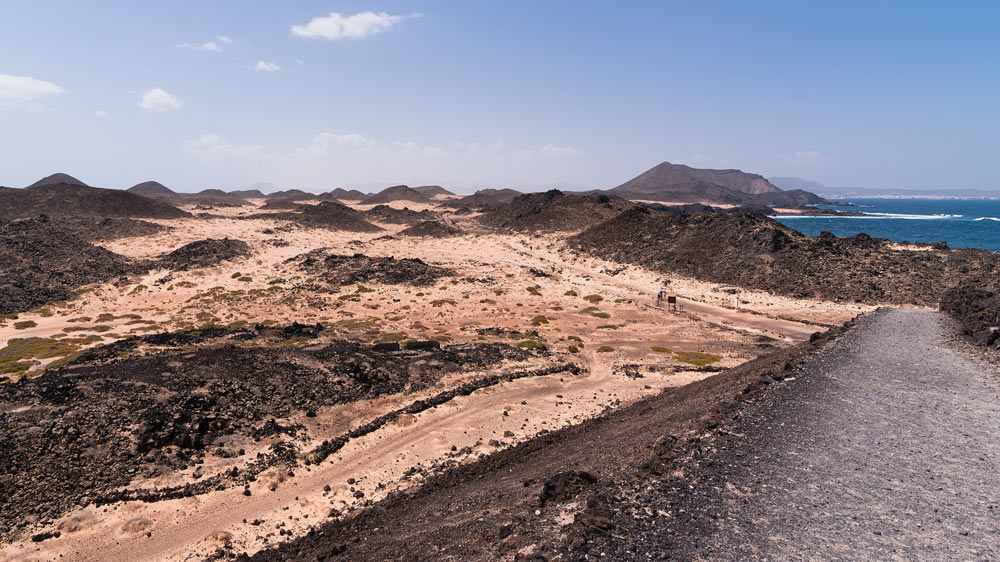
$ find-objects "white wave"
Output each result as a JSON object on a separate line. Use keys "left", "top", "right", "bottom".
{"left": 974, "top": 217, "right": 1000, "bottom": 222}
{"left": 862, "top": 212, "right": 963, "bottom": 219}
{"left": 773, "top": 213, "right": 958, "bottom": 220}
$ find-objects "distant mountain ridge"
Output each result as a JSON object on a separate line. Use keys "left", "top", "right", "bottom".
{"left": 769, "top": 176, "right": 1000, "bottom": 199}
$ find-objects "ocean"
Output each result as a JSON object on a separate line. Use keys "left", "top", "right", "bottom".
{"left": 773, "top": 198, "right": 1000, "bottom": 252}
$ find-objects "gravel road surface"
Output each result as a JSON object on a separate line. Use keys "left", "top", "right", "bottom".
{"left": 643, "top": 308, "right": 1000, "bottom": 560}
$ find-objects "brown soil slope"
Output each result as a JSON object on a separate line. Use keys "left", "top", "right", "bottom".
{"left": 571, "top": 206, "right": 1000, "bottom": 305}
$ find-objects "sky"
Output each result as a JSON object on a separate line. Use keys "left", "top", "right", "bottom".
{"left": 1, "top": 1, "right": 998, "bottom": 193}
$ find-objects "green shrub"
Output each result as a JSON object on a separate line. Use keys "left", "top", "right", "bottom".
{"left": 596, "top": 345, "right": 614, "bottom": 353}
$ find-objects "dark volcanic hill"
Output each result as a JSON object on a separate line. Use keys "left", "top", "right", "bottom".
{"left": 265, "top": 189, "right": 316, "bottom": 201}
{"left": 0, "top": 217, "right": 137, "bottom": 314}
{"left": 478, "top": 190, "right": 634, "bottom": 232}
{"left": 0, "top": 182, "right": 190, "bottom": 220}
{"left": 27, "top": 173, "right": 89, "bottom": 188}
{"left": 437, "top": 193, "right": 502, "bottom": 210}
{"left": 362, "top": 185, "right": 431, "bottom": 205}
{"left": 229, "top": 189, "right": 266, "bottom": 199}
{"left": 611, "top": 162, "right": 827, "bottom": 206}
{"left": 476, "top": 188, "right": 523, "bottom": 203}
{"left": 253, "top": 202, "right": 381, "bottom": 232}
{"left": 127, "top": 181, "right": 177, "bottom": 199}
{"left": 362, "top": 204, "right": 437, "bottom": 225}
{"left": 128, "top": 183, "right": 250, "bottom": 207}
{"left": 153, "top": 238, "right": 252, "bottom": 271}
{"left": 411, "top": 185, "right": 455, "bottom": 198}
{"left": 399, "top": 221, "right": 463, "bottom": 237}
{"left": 329, "top": 188, "right": 368, "bottom": 201}
{"left": 570, "top": 206, "right": 1000, "bottom": 305}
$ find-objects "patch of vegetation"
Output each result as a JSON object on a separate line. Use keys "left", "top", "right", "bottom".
{"left": 129, "top": 284, "right": 148, "bottom": 295}
{"left": 596, "top": 345, "right": 615, "bottom": 353}
{"left": 650, "top": 346, "right": 672, "bottom": 353}
{"left": 13, "top": 321, "right": 37, "bottom": 330}
{"left": 480, "top": 298, "right": 497, "bottom": 305}
{"left": 356, "top": 284, "right": 375, "bottom": 293}
{"left": 567, "top": 345, "right": 580, "bottom": 353}
{"left": 564, "top": 290, "right": 578, "bottom": 297}
{"left": 530, "top": 315, "right": 550, "bottom": 326}
{"left": 90, "top": 325, "right": 113, "bottom": 333}
{"left": 591, "top": 312, "right": 611, "bottom": 319}
{"left": 0, "top": 336, "right": 101, "bottom": 375}
{"left": 231, "top": 272, "right": 243, "bottom": 279}
{"left": 431, "top": 299, "right": 457, "bottom": 307}
{"left": 238, "top": 276, "right": 253, "bottom": 283}
{"left": 596, "top": 324, "right": 619, "bottom": 330}
{"left": 673, "top": 351, "right": 722, "bottom": 366}
{"left": 583, "top": 294, "right": 604, "bottom": 304}
{"left": 567, "top": 335, "right": 583, "bottom": 343}
{"left": 515, "top": 340, "right": 546, "bottom": 350}
{"left": 527, "top": 285, "right": 542, "bottom": 296}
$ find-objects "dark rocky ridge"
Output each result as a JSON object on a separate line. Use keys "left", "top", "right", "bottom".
{"left": 475, "top": 188, "right": 523, "bottom": 203}
{"left": 478, "top": 190, "right": 634, "bottom": 232}
{"left": 1, "top": 183, "right": 190, "bottom": 220}
{"left": 570, "top": 206, "right": 1000, "bottom": 305}
{"left": 0, "top": 217, "right": 139, "bottom": 314}
{"left": 362, "top": 205, "right": 437, "bottom": 225}
{"left": 411, "top": 185, "right": 455, "bottom": 198}
{"left": 250, "top": 202, "right": 382, "bottom": 232}
{"left": 398, "top": 221, "right": 463, "bottom": 238}
{"left": 436, "top": 192, "right": 502, "bottom": 210}
{"left": 941, "top": 282, "right": 1000, "bottom": 347}
{"left": 289, "top": 251, "right": 454, "bottom": 287}
{"left": 361, "top": 185, "right": 431, "bottom": 205}
{"left": 152, "top": 238, "right": 252, "bottom": 271}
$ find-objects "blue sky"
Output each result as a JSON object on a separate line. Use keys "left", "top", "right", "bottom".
{"left": 1, "top": 1, "right": 998, "bottom": 193}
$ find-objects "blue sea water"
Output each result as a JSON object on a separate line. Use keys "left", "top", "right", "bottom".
{"left": 773, "top": 198, "right": 1000, "bottom": 252}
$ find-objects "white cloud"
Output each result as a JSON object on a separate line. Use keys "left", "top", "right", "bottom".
{"left": 781, "top": 150, "right": 828, "bottom": 167}
{"left": 291, "top": 11, "right": 421, "bottom": 40}
{"left": 178, "top": 40, "right": 223, "bottom": 52}
{"left": 183, "top": 133, "right": 264, "bottom": 159}
{"left": 94, "top": 110, "right": 108, "bottom": 118}
{"left": 255, "top": 61, "right": 281, "bottom": 72}
{"left": 216, "top": 35, "right": 233, "bottom": 44}
{"left": 536, "top": 144, "right": 580, "bottom": 158}
{"left": 0, "top": 73, "right": 64, "bottom": 106}
{"left": 181, "top": 131, "right": 581, "bottom": 190}
{"left": 138, "top": 88, "right": 182, "bottom": 112}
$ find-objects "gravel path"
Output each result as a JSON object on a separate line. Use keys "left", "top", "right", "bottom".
{"left": 683, "top": 308, "right": 1000, "bottom": 560}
